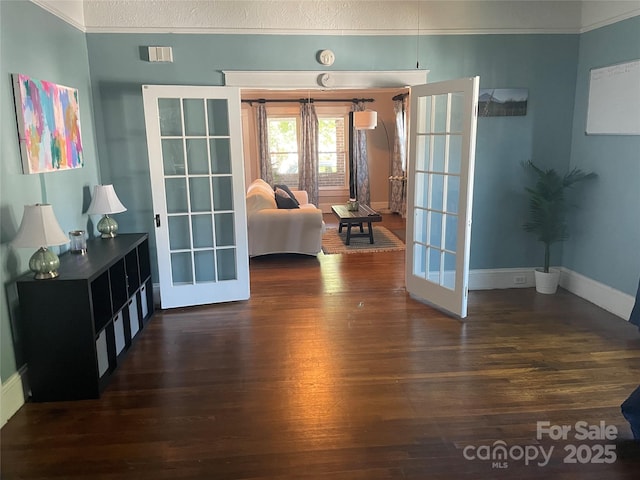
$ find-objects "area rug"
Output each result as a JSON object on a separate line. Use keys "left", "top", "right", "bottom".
{"left": 322, "top": 226, "right": 405, "bottom": 255}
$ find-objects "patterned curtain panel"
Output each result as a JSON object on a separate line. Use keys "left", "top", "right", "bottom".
{"left": 256, "top": 103, "right": 273, "bottom": 185}
{"left": 299, "top": 102, "right": 319, "bottom": 205}
{"left": 390, "top": 97, "right": 408, "bottom": 216}
{"left": 352, "top": 102, "right": 370, "bottom": 206}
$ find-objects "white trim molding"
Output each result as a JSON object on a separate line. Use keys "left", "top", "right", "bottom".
{"left": 558, "top": 267, "right": 636, "bottom": 320}
{"left": 469, "top": 268, "right": 536, "bottom": 290}
{"left": 31, "top": 0, "right": 86, "bottom": 32}
{"left": 224, "top": 71, "right": 429, "bottom": 89}
{"left": 1, "top": 366, "right": 29, "bottom": 427}
{"left": 468, "top": 267, "right": 635, "bottom": 320}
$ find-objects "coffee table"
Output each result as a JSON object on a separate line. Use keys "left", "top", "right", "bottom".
{"left": 331, "top": 204, "right": 382, "bottom": 245}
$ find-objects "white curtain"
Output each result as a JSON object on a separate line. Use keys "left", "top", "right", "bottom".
{"left": 299, "top": 102, "right": 319, "bottom": 205}
{"left": 255, "top": 103, "right": 273, "bottom": 185}
{"left": 390, "top": 96, "right": 408, "bottom": 216}
{"left": 351, "top": 102, "right": 370, "bottom": 206}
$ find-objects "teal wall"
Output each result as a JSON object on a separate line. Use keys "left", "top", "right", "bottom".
{"left": 85, "top": 32, "right": 579, "bottom": 280}
{"left": 0, "top": 1, "right": 100, "bottom": 382}
{"left": 564, "top": 16, "right": 640, "bottom": 296}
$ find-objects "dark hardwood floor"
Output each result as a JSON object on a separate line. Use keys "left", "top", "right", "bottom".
{"left": 3, "top": 213, "right": 639, "bottom": 479}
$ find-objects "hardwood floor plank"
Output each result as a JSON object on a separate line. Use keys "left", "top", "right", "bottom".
{"left": 2, "top": 213, "right": 639, "bottom": 478}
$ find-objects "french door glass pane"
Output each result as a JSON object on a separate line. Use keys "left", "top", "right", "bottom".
{"left": 183, "top": 99, "right": 206, "bottom": 136}
{"left": 162, "top": 139, "right": 185, "bottom": 175}
{"left": 429, "top": 211, "right": 442, "bottom": 248}
{"left": 433, "top": 95, "right": 448, "bottom": 133}
{"left": 446, "top": 176, "right": 460, "bottom": 213}
{"left": 432, "top": 136, "right": 446, "bottom": 172}
{"left": 194, "top": 250, "right": 216, "bottom": 282}
{"left": 189, "top": 177, "right": 212, "bottom": 212}
{"left": 192, "top": 214, "right": 214, "bottom": 248}
{"left": 215, "top": 213, "right": 235, "bottom": 246}
{"left": 186, "top": 139, "right": 209, "bottom": 174}
{"left": 414, "top": 208, "right": 428, "bottom": 244}
{"left": 168, "top": 215, "right": 190, "bottom": 250}
{"left": 212, "top": 176, "right": 233, "bottom": 211}
{"left": 450, "top": 92, "right": 464, "bottom": 132}
{"left": 216, "top": 249, "right": 237, "bottom": 280}
{"left": 210, "top": 139, "right": 232, "bottom": 174}
{"left": 449, "top": 135, "right": 462, "bottom": 174}
{"left": 415, "top": 135, "right": 429, "bottom": 171}
{"left": 158, "top": 98, "right": 182, "bottom": 136}
{"left": 445, "top": 214, "right": 458, "bottom": 252}
{"left": 208, "top": 99, "right": 229, "bottom": 136}
{"left": 416, "top": 96, "right": 432, "bottom": 134}
{"left": 430, "top": 174, "right": 444, "bottom": 211}
{"left": 428, "top": 247, "right": 441, "bottom": 284}
{"left": 165, "top": 178, "right": 188, "bottom": 213}
{"left": 171, "top": 252, "right": 193, "bottom": 284}
{"left": 413, "top": 243, "right": 427, "bottom": 278}
{"left": 443, "top": 252, "right": 456, "bottom": 290}
{"left": 415, "top": 172, "right": 429, "bottom": 207}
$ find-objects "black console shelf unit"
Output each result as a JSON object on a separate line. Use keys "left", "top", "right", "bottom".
{"left": 16, "top": 233, "right": 154, "bottom": 402}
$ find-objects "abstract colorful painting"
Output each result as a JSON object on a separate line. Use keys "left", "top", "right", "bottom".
{"left": 12, "top": 74, "right": 84, "bottom": 174}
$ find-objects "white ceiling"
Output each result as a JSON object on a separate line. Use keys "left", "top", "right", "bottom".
{"left": 32, "top": 0, "right": 640, "bottom": 34}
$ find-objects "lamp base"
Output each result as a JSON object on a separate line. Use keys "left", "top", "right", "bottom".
{"left": 97, "top": 215, "right": 119, "bottom": 238}
{"left": 29, "top": 247, "right": 60, "bottom": 280}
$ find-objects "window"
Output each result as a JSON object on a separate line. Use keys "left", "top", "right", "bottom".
{"left": 267, "top": 106, "right": 349, "bottom": 189}
{"left": 268, "top": 117, "right": 298, "bottom": 187}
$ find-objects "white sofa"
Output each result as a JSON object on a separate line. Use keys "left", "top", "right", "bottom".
{"left": 245, "top": 179, "right": 325, "bottom": 257}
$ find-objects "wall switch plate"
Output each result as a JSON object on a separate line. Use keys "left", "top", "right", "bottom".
{"left": 148, "top": 46, "right": 173, "bottom": 63}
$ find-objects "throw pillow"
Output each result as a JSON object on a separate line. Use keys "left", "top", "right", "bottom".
{"left": 274, "top": 187, "right": 299, "bottom": 209}
{"left": 273, "top": 184, "right": 300, "bottom": 206}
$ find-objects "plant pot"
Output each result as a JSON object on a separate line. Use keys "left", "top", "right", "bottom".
{"left": 534, "top": 268, "right": 560, "bottom": 294}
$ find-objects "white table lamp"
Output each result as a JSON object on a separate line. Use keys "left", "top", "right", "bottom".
{"left": 87, "top": 184, "right": 127, "bottom": 238}
{"left": 12, "top": 204, "right": 69, "bottom": 280}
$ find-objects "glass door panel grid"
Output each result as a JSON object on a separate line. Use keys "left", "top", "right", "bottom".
{"left": 159, "top": 97, "right": 237, "bottom": 285}
{"left": 413, "top": 92, "right": 464, "bottom": 291}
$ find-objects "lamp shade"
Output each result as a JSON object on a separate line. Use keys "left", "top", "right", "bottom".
{"left": 12, "top": 204, "right": 69, "bottom": 248}
{"left": 354, "top": 110, "right": 378, "bottom": 130}
{"left": 87, "top": 185, "right": 127, "bottom": 215}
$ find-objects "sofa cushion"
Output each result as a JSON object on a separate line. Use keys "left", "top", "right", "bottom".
{"left": 275, "top": 187, "right": 300, "bottom": 209}
{"left": 246, "top": 190, "right": 277, "bottom": 214}
{"left": 247, "top": 178, "right": 275, "bottom": 198}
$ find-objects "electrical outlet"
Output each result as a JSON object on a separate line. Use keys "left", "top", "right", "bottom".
{"left": 513, "top": 275, "right": 527, "bottom": 284}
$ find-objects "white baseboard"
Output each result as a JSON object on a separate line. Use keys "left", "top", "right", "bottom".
{"left": 1, "top": 365, "right": 28, "bottom": 427}
{"left": 469, "top": 267, "right": 536, "bottom": 290}
{"left": 559, "top": 267, "right": 635, "bottom": 320}
{"left": 468, "top": 267, "right": 635, "bottom": 320}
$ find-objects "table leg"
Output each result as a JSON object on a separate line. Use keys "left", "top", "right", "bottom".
{"left": 346, "top": 224, "right": 352, "bottom": 245}
{"left": 367, "top": 222, "right": 374, "bottom": 244}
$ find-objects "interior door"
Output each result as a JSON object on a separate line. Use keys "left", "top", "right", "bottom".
{"left": 405, "top": 77, "right": 479, "bottom": 318}
{"left": 142, "top": 85, "right": 249, "bottom": 309}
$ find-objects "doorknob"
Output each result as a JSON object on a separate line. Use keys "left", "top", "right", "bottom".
{"left": 154, "top": 214, "right": 161, "bottom": 227}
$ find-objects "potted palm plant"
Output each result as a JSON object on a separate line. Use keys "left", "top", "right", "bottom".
{"left": 523, "top": 161, "right": 597, "bottom": 294}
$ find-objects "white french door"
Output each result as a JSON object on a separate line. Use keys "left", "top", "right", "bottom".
{"left": 406, "top": 77, "right": 479, "bottom": 318}
{"left": 142, "top": 85, "right": 249, "bottom": 309}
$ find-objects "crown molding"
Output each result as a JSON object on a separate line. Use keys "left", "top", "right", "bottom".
{"left": 580, "top": 9, "right": 640, "bottom": 33}
{"left": 30, "top": 0, "right": 86, "bottom": 32}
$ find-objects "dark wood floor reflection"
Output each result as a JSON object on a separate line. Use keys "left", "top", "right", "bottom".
{"left": 2, "top": 213, "right": 639, "bottom": 479}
